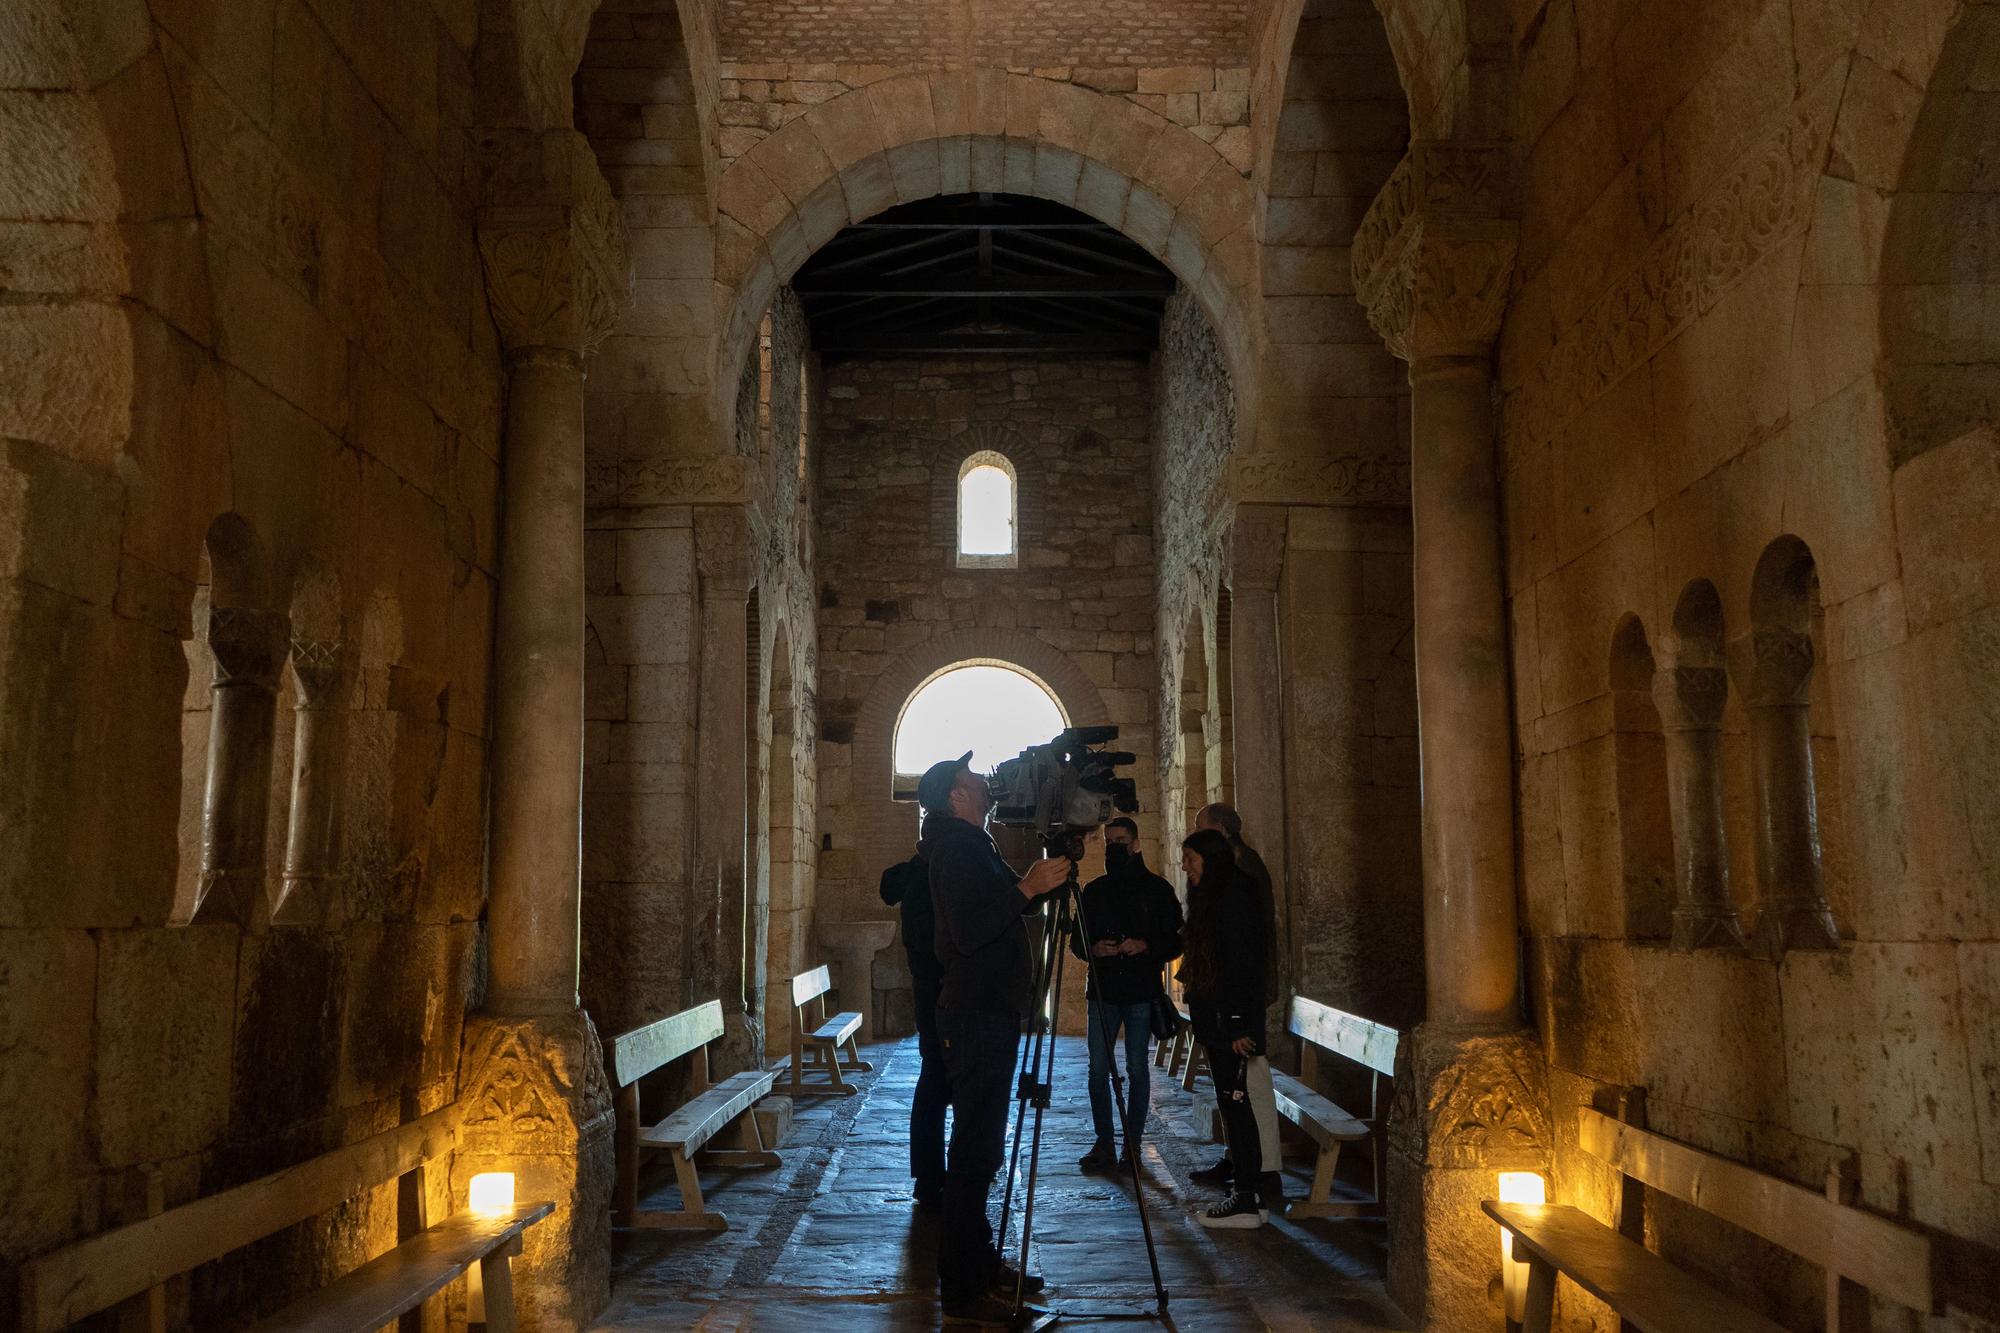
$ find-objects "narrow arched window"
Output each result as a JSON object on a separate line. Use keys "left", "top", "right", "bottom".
{"left": 957, "top": 451, "right": 1017, "bottom": 568}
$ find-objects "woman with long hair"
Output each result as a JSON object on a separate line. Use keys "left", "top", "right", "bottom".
{"left": 1178, "top": 827, "right": 1271, "bottom": 1228}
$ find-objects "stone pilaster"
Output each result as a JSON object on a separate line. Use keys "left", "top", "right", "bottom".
{"left": 694, "top": 505, "right": 756, "bottom": 1072}
{"left": 452, "top": 1011, "right": 615, "bottom": 1333}
{"left": 194, "top": 605, "right": 289, "bottom": 928}
{"left": 1651, "top": 634, "right": 1747, "bottom": 952}
{"left": 1228, "top": 504, "right": 1289, "bottom": 993}
{"left": 1385, "top": 1024, "right": 1551, "bottom": 1332}
{"left": 1736, "top": 626, "right": 1839, "bottom": 956}
{"left": 275, "top": 635, "right": 349, "bottom": 927}
{"left": 1357, "top": 143, "right": 1550, "bottom": 1332}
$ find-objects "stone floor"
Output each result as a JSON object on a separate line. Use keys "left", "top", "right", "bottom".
{"left": 596, "top": 1035, "right": 1410, "bottom": 1330}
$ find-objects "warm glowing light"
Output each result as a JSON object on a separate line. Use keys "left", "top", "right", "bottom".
{"left": 1497, "top": 1171, "right": 1547, "bottom": 1324}
{"left": 470, "top": 1172, "right": 515, "bottom": 1216}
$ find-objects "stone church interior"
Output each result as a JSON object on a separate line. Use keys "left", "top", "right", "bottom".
{"left": 3, "top": 0, "right": 1997, "bottom": 1328}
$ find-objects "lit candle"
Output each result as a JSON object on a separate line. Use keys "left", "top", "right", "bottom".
{"left": 469, "top": 1171, "right": 516, "bottom": 1217}
{"left": 1496, "top": 1171, "right": 1546, "bottom": 1324}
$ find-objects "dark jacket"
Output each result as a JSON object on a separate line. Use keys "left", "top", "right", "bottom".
{"left": 878, "top": 853, "right": 940, "bottom": 988}
{"left": 1232, "top": 838, "right": 1282, "bottom": 1004}
{"left": 1068, "top": 852, "right": 1182, "bottom": 1005}
{"left": 922, "top": 815, "right": 1034, "bottom": 1015}
{"left": 1182, "top": 868, "right": 1268, "bottom": 1051}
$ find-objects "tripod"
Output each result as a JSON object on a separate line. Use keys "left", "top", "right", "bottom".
{"left": 994, "top": 850, "right": 1171, "bottom": 1329}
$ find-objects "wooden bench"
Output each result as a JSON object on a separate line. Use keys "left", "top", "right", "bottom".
{"left": 1196, "top": 996, "right": 1396, "bottom": 1219}
{"left": 608, "top": 999, "right": 780, "bottom": 1232}
{"left": 784, "top": 964, "right": 870, "bottom": 1096}
{"left": 1485, "top": 1092, "right": 1941, "bottom": 1333}
{"left": 16, "top": 1104, "right": 550, "bottom": 1333}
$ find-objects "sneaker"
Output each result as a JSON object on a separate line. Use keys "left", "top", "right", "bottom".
{"left": 1197, "top": 1191, "right": 1266, "bottom": 1229}
{"left": 941, "top": 1292, "right": 1018, "bottom": 1326}
{"left": 989, "top": 1259, "right": 1047, "bottom": 1297}
{"left": 1120, "top": 1144, "right": 1143, "bottom": 1173}
{"left": 1190, "top": 1156, "right": 1234, "bottom": 1187}
{"left": 1078, "top": 1139, "right": 1117, "bottom": 1174}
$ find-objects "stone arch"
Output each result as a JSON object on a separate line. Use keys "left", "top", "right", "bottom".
{"left": 1876, "top": 0, "right": 2000, "bottom": 468}
{"left": 709, "top": 72, "right": 1260, "bottom": 432}
{"left": 1251, "top": 0, "right": 1408, "bottom": 477}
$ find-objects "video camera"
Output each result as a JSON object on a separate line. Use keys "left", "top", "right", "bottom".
{"left": 990, "top": 724, "right": 1140, "bottom": 843}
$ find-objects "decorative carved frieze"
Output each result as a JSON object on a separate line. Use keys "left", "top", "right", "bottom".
{"left": 207, "top": 607, "right": 289, "bottom": 690}
{"left": 1353, "top": 142, "right": 1518, "bottom": 363}
{"left": 1234, "top": 450, "right": 1411, "bottom": 506}
{"left": 585, "top": 457, "right": 755, "bottom": 507}
{"left": 1505, "top": 75, "right": 1840, "bottom": 451}
{"left": 1387, "top": 1024, "right": 1549, "bottom": 1171}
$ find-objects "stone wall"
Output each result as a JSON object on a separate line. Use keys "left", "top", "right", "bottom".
{"left": 1501, "top": 1, "right": 2000, "bottom": 1327}
{"left": 0, "top": 0, "right": 500, "bottom": 1320}
{"left": 814, "top": 354, "right": 1160, "bottom": 1034}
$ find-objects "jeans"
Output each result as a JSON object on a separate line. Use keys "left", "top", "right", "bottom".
{"left": 1085, "top": 998, "right": 1154, "bottom": 1145}
{"left": 939, "top": 1006, "right": 1022, "bottom": 1303}
{"left": 910, "top": 977, "right": 948, "bottom": 1195}
{"left": 1204, "top": 1042, "right": 1263, "bottom": 1197}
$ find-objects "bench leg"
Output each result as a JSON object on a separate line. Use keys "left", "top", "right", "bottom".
{"left": 1521, "top": 1256, "right": 1556, "bottom": 1333}
{"left": 1168, "top": 1029, "right": 1189, "bottom": 1078}
{"left": 1285, "top": 1144, "right": 1364, "bottom": 1220}
{"left": 479, "top": 1244, "right": 518, "bottom": 1333}
{"left": 627, "top": 1148, "right": 733, "bottom": 1231}
{"left": 840, "top": 1035, "right": 874, "bottom": 1074}
{"left": 1182, "top": 1042, "right": 1206, "bottom": 1092}
{"left": 706, "top": 1111, "right": 783, "bottom": 1169}
{"left": 613, "top": 1084, "right": 641, "bottom": 1223}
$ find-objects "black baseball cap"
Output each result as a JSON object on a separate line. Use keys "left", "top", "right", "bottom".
{"left": 917, "top": 751, "right": 975, "bottom": 814}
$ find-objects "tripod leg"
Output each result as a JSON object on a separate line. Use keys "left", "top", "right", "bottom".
{"left": 998, "top": 892, "right": 1061, "bottom": 1250}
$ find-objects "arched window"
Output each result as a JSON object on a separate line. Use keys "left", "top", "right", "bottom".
{"left": 893, "top": 662, "right": 1066, "bottom": 790}
{"left": 956, "top": 451, "right": 1017, "bottom": 568}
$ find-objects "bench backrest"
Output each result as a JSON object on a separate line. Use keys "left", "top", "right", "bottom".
{"left": 790, "top": 964, "right": 832, "bottom": 1010}
{"left": 1288, "top": 996, "right": 1398, "bottom": 1077}
{"left": 18, "top": 1103, "right": 460, "bottom": 1332}
{"left": 1579, "top": 1106, "right": 1938, "bottom": 1316}
{"left": 607, "top": 999, "right": 726, "bottom": 1089}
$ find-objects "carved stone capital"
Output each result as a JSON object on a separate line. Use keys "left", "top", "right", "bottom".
{"left": 1387, "top": 1023, "right": 1550, "bottom": 1171}
{"left": 207, "top": 607, "right": 289, "bottom": 690}
{"left": 694, "top": 504, "right": 756, "bottom": 594}
{"left": 1652, "top": 662, "right": 1729, "bottom": 731}
{"left": 1353, "top": 143, "right": 1518, "bottom": 363}
{"left": 478, "top": 131, "right": 631, "bottom": 355}
{"left": 1229, "top": 505, "right": 1287, "bottom": 592}
{"left": 288, "top": 636, "right": 347, "bottom": 709}
{"left": 453, "top": 1010, "right": 614, "bottom": 1328}
{"left": 1741, "top": 626, "right": 1814, "bottom": 707}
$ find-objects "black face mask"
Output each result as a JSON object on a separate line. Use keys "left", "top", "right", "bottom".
{"left": 1105, "top": 843, "right": 1133, "bottom": 871}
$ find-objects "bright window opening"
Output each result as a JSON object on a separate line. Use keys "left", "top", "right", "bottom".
{"left": 957, "top": 452, "right": 1017, "bottom": 567}
{"left": 894, "top": 664, "right": 1066, "bottom": 785}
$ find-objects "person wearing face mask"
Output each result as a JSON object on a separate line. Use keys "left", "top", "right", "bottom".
{"left": 1069, "top": 817, "right": 1182, "bottom": 1174}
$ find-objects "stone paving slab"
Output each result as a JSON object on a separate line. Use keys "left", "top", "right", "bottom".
{"left": 599, "top": 1036, "right": 1408, "bottom": 1331}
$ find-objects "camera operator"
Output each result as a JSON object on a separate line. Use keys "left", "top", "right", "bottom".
{"left": 918, "top": 751, "right": 1070, "bottom": 1325}
{"left": 1178, "top": 827, "right": 1270, "bottom": 1229}
{"left": 1069, "top": 817, "right": 1182, "bottom": 1174}
{"left": 1191, "top": 802, "right": 1284, "bottom": 1213}
{"left": 879, "top": 830, "right": 943, "bottom": 1211}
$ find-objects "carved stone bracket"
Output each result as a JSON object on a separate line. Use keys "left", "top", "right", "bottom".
{"left": 1353, "top": 142, "right": 1519, "bottom": 363}
{"left": 208, "top": 607, "right": 290, "bottom": 690}
{"left": 478, "top": 130, "right": 632, "bottom": 356}
{"left": 1229, "top": 504, "right": 1287, "bottom": 592}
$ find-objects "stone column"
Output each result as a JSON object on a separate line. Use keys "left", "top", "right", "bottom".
{"left": 194, "top": 605, "right": 288, "bottom": 926}
{"left": 1651, "top": 635, "right": 1746, "bottom": 951}
{"left": 454, "top": 130, "right": 630, "bottom": 1333}
{"left": 1229, "top": 504, "right": 1289, "bottom": 988}
{"left": 275, "top": 634, "right": 348, "bottom": 926}
{"left": 694, "top": 506, "right": 756, "bottom": 1070}
{"left": 1739, "top": 627, "right": 1839, "bottom": 956}
{"left": 1354, "top": 144, "right": 1549, "bottom": 1332}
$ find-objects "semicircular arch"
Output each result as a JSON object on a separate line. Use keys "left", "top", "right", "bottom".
{"left": 709, "top": 72, "right": 1258, "bottom": 431}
